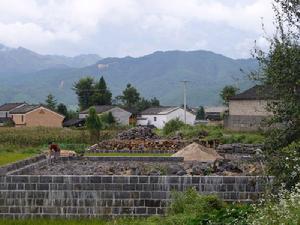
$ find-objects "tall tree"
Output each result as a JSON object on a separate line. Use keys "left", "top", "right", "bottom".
{"left": 86, "top": 107, "right": 102, "bottom": 143}
{"left": 45, "top": 93, "right": 57, "bottom": 110}
{"left": 119, "top": 83, "right": 140, "bottom": 107}
{"left": 91, "top": 76, "right": 112, "bottom": 105}
{"left": 57, "top": 103, "right": 68, "bottom": 118}
{"left": 253, "top": 0, "right": 300, "bottom": 188}
{"left": 73, "top": 77, "right": 94, "bottom": 110}
{"left": 220, "top": 85, "right": 239, "bottom": 106}
{"left": 196, "top": 106, "right": 205, "bottom": 120}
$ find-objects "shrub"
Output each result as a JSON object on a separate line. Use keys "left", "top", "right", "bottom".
{"left": 267, "top": 141, "right": 300, "bottom": 189}
{"left": 100, "top": 112, "right": 116, "bottom": 125}
{"left": 168, "top": 188, "right": 251, "bottom": 225}
{"left": 163, "top": 118, "right": 185, "bottom": 135}
{"left": 247, "top": 184, "right": 300, "bottom": 224}
{"left": 86, "top": 107, "right": 102, "bottom": 143}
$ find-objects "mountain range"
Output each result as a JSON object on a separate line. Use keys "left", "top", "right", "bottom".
{"left": 0, "top": 44, "right": 258, "bottom": 107}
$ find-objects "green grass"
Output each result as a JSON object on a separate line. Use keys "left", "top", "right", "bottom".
{"left": 85, "top": 152, "right": 172, "bottom": 157}
{"left": 0, "top": 144, "right": 42, "bottom": 166}
{"left": 0, "top": 152, "right": 36, "bottom": 166}
{"left": 155, "top": 124, "right": 265, "bottom": 144}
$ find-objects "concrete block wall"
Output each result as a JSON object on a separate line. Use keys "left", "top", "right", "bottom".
{"left": 224, "top": 115, "right": 266, "bottom": 131}
{"left": 0, "top": 175, "right": 270, "bottom": 218}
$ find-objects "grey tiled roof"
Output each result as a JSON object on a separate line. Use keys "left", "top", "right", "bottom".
{"left": 230, "top": 85, "right": 273, "bottom": 100}
{"left": 0, "top": 103, "right": 25, "bottom": 111}
{"left": 80, "top": 105, "right": 131, "bottom": 114}
{"left": 10, "top": 105, "right": 40, "bottom": 114}
{"left": 140, "top": 106, "right": 179, "bottom": 115}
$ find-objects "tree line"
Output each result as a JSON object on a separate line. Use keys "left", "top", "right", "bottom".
{"left": 43, "top": 76, "right": 160, "bottom": 120}
{"left": 72, "top": 76, "right": 160, "bottom": 111}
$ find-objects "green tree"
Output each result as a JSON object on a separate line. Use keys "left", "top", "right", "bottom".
{"left": 252, "top": 0, "right": 300, "bottom": 188}
{"left": 220, "top": 85, "right": 239, "bottom": 106}
{"left": 150, "top": 97, "right": 160, "bottom": 107}
{"left": 163, "top": 118, "right": 185, "bottom": 135}
{"left": 196, "top": 106, "right": 205, "bottom": 120}
{"left": 91, "top": 76, "right": 112, "bottom": 105}
{"left": 73, "top": 77, "right": 94, "bottom": 110}
{"left": 45, "top": 93, "right": 57, "bottom": 110}
{"left": 86, "top": 107, "right": 102, "bottom": 143}
{"left": 119, "top": 83, "right": 140, "bottom": 107}
{"left": 100, "top": 111, "right": 116, "bottom": 125}
{"left": 57, "top": 103, "right": 68, "bottom": 118}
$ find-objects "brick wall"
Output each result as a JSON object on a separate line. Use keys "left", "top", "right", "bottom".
{"left": 0, "top": 174, "right": 271, "bottom": 218}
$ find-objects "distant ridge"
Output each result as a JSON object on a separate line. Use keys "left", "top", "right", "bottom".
{"left": 0, "top": 46, "right": 257, "bottom": 106}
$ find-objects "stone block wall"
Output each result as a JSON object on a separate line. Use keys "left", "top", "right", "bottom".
{"left": 0, "top": 175, "right": 271, "bottom": 218}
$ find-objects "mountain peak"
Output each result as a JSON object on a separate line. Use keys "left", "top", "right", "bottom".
{"left": 0, "top": 43, "right": 13, "bottom": 52}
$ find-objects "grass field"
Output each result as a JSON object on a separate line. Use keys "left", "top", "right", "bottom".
{"left": 155, "top": 124, "right": 265, "bottom": 144}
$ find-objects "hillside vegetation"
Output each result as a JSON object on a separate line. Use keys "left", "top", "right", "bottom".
{"left": 0, "top": 48, "right": 257, "bottom": 106}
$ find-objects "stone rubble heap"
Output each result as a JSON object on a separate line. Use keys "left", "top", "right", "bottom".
{"left": 217, "top": 143, "right": 263, "bottom": 155}
{"left": 93, "top": 139, "right": 186, "bottom": 152}
{"left": 117, "top": 126, "right": 159, "bottom": 140}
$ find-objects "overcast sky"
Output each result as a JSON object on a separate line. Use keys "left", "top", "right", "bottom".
{"left": 0, "top": 0, "right": 275, "bottom": 58}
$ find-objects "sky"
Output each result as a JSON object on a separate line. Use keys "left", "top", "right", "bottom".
{"left": 0, "top": 0, "right": 275, "bottom": 59}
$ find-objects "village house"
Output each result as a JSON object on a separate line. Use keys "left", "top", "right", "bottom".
{"left": 10, "top": 105, "right": 64, "bottom": 127}
{"left": 137, "top": 106, "right": 196, "bottom": 128}
{"left": 79, "top": 105, "right": 132, "bottom": 126}
{"left": 0, "top": 102, "right": 27, "bottom": 126}
{"left": 224, "top": 85, "right": 273, "bottom": 131}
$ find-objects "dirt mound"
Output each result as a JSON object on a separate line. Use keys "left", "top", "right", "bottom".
{"left": 172, "top": 142, "right": 223, "bottom": 162}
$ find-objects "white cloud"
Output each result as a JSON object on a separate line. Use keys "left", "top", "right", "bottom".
{"left": 0, "top": 0, "right": 275, "bottom": 58}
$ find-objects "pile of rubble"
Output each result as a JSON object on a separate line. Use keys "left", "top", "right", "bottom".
{"left": 217, "top": 143, "right": 263, "bottom": 155}
{"left": 91, "top": 139, "right": 186, "bottom": 152}
{"left": 117, "top": 126, "right": 159, "bottom": 140}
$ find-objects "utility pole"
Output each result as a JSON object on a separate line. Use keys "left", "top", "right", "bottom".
{"left": 180, "top": 80, "right": 189, "bottom": 124}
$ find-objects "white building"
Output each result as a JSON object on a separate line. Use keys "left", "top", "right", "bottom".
{"left": 79, "top": 105, "right": 132, "bottom": 126}
{"left": 137, "top": 106, "right": 196, "bottom": 129}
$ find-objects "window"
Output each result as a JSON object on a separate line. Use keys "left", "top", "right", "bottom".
{"left": 21, "top": 115, "right": 24, "bottom": 122}
{"left": 5, "top": 112, "right": 8, "bottom": 118}
{"left": 154, "top": 117, "right": 157, "bottom": 121}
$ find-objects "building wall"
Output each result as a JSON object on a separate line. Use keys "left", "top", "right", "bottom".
{"left": 137, "top": 109, "right": 196, "bottom": 129}
{"left": 226, "top": 100, "right": 271, "bottom": 131}
{"left": 166, "top": 108, "right": 195, "bottom": 125}
{"left": 229, "top": 100, "right": 271, "bottom": 116}
{"left": 12, "top": 107, "right": 64, "bottom": 127}
{"left": 11, "top": 114, "right": 25, "bottom": 126}
{"left": 224, "top": 115, "right": 267, "bottom": 131}
{"left": 0, "top": 111, "right": 9, "bottom": 118}
{"left": 108, "top": 107, "right": 131, "bottom": 125}
{"left": 137, "top": 114, "right": 167, "bottom": 128}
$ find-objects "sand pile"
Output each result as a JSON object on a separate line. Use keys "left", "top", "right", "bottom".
{"left": 172, "top": 142, "right": 223, "bottom": 162}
